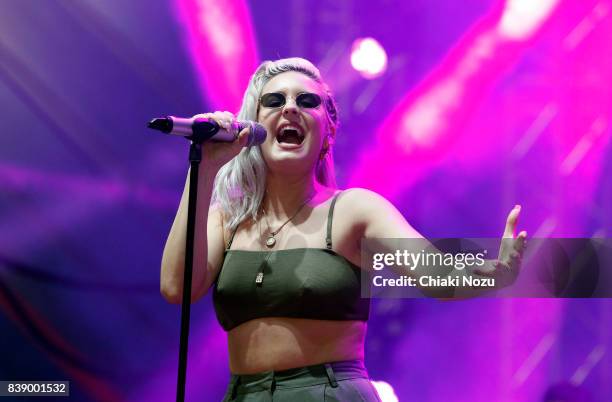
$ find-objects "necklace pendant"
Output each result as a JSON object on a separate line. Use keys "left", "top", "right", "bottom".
{"left": 266, "top": 235, "right": 276, "bottom": 248}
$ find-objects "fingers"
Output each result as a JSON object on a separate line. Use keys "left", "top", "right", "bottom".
{"left": 193, "top": 111, "right": 236, "bottom": 130}
{"left": 473, "top": 262, "right": 495, "bottom": 276}
{"left": 503, "top": 205, "right": 521, "bottom": 238}
{"left": 217, "top": 111, "right": 235, "bottom": 130}
{"left": 498, "top": 206, "right": 527, "bottom": 271}
{"left": 236, "top": 127, "right": 250, "bottom": 147}
{"left": 514, "top": 230, "right": 527, "bottom": 254}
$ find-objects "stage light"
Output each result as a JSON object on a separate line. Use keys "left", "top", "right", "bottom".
{"left": 498, "top": 0, "right": 559, "bottom": 40}
{"left": 371, "top": 380, "right": 399, "bottom": 402}
{"left": 350, "top": 37, "right": 388, "bottom": 79}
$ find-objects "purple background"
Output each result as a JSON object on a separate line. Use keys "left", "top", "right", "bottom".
{"left": 0, "top": 0, "right": 610, "bottom": 401}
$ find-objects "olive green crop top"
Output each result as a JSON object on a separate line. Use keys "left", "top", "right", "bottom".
{"left": 212, "top": 192, "right": 370, "bottom": 331}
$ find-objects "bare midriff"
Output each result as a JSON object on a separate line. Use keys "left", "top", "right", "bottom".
{"left": 226, "top": 317, "right": 366, "bottom": 374}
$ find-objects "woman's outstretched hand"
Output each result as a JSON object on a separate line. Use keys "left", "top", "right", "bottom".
{"left": 473, "top": 205, "right": 528, "bottom": 288}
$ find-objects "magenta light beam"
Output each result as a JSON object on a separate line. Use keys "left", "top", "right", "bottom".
{"left": 348, "top": 0, "right": 560, "bottom": 200}
{"left": 173, "top": 0, "right": 259, "bottom": 112}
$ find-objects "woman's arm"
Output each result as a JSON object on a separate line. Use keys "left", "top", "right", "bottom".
{"left": 160, "top": 168, "right": 222, "bottom": 303}
{"left": 347, "top": 188, "right": 526, "bottom": 298}
{"left": 160, "top": 111, "right": 249, "bottom": 304}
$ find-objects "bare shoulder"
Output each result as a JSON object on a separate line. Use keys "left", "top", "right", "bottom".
{"left": 338, "top": 187, "right": 422, "bottom": 239}
{"left": 338, "top": 187, "right": 398, "bottom": 215}
{"left": 208, "top": 202, "right": 225, "bottom": 226}
{"left": 340, "top": 187, "right": 391, "bottom": 201}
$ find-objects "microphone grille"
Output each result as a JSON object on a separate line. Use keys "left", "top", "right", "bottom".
{"left": 247, "top": 122, "right": 267, "bottom": 146}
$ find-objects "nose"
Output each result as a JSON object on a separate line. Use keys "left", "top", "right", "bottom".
{"left": 282, "top": 97, "right": 299, "bottom": 117}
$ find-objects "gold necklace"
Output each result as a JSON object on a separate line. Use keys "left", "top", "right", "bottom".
{"left": 262, "top": 193, "right": 315, "bottom": 248}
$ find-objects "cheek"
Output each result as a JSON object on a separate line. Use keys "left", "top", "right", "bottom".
{"left": 312, "top": 115, "right": 330, "bottom": 146}
{"left": 257, "top": 109, "right": 271, "bottom": 124}
{"left": 305, "top": 109, "right": 328, "bottom": 132}
{"left": 257, "top": 113, "right": 278, "bottom": 142}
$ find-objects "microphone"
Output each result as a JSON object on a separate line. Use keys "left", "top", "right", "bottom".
{"left": 147, "top": 116, "right": 267, "bottom": 146}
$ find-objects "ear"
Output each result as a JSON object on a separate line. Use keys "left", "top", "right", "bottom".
{"left": 326, "top": 124, "right": 336, "bottom": 147}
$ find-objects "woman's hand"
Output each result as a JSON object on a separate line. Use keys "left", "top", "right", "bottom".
{"left": 473, "top": 205, "right": 527, "bottom": 288}
{"left": 195, "top": 111, "right": 252, "bottom": 172}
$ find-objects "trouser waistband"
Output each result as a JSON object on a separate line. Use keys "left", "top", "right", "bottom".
{"left": 227, "top": 359, "right": 368, "bottom": 399}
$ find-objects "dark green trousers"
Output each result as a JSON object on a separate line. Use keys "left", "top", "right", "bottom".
{"left": 222, "top": 359, "right": 382, "bottom": 401}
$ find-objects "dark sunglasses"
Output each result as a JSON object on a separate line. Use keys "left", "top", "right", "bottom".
{"left": 259, "top": 92, "right": 322, "bottom": 109}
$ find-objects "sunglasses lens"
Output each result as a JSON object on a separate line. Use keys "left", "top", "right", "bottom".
{"left": 297, "top": 93, "right": 322, "bottom": 108}
{"left": 260, "top": 92, "right": 322, "bottom": 109}
{"left": 261, "top": 93, "right": 285, "bottom": 108}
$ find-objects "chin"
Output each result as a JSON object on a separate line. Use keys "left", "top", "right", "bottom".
{"left": 265, "top": 153, "right": 318, "bottom": 176}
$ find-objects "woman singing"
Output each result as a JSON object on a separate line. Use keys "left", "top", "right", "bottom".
{"left": 160, "top": 57, "right": 526, "bottom": 401}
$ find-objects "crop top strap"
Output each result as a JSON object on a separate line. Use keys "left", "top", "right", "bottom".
{"left": 226, "top": 226, "right": 238, "bottom": 250}
{"left": 325, "top": 191, "right": 342, "bottom": 250}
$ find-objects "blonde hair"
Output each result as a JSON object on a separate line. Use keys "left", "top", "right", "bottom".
{"left": 212, "top": 58, "right": 339, "bottom": 231}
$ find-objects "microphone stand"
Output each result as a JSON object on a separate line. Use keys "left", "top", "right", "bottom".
{"left": 176, "top": 139, "right": 202, "bottom": 402}
{"left": 149, "top": 117, "right": 264, "bottom": 402}
{"left": 148, "top": 118, "right": 222, "bottom": 402}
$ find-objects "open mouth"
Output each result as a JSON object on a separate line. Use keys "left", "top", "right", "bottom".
{"left": 276, "top": 125, "right": 305, "bottom": 145}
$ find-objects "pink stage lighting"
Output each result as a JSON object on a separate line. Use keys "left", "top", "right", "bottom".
{"left": 371, "top": 380, "right": 399, "bottom": 402}
{"left": 173, "top": 0, "right": 258, "bottom": 111}
{"left": 498, "top": 0, "right": 560, "bottom": 39}
{"left": 350, "top": 37, "right": 388, "bottom": 79}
